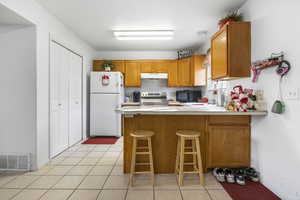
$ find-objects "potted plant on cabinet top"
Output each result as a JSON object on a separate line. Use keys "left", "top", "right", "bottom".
{"left": 102, "top": 60, "right": 115, "bottom": 72}
{"left": 218, "top": 10, "right": 243, "bottom": 29}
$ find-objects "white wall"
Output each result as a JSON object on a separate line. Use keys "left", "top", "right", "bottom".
{"left": 0, "top": 0, "right": 95, "bottom": 169}
{"left": 95, "top": 51, "right": 178, "bottom": 60}
{"left": 0, "top": 26, "right": 36, "bottom": 166}
{"left": 201, "top": 0, "right": 300, "bottom": 199}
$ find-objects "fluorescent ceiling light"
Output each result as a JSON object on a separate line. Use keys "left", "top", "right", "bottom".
{"left": 116, "top": 36, "right": 173, "bottom": 41}
{"left": 114, "top": 30, "right": 174, "bottom": 36}
{"left": 113, "top": 30, "right": 174, "bottom": 40}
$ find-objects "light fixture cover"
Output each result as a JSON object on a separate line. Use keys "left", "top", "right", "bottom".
{"left": 113, "top": 30, "right": 174, "bottom": 40}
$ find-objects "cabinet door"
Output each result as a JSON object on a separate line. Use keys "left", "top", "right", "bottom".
{"left": 191, "top": 55, "right": 206, "bottom": 86}
{"left": 167, "top": 62, "right": 178, "bottom": 87}
{"left": 177, "top": 58, "right": 192, "bottom": 86}
{"left": 207, "top": 125, "right": 250, "bottom": 168}
{"left": 125, "top": 62, "right": 141, "bottom": 87}
{"left": 112, "top": 60, "right": 125, "bottom": 73}
{"left": 151, "top": 62, "right": 167, "bottom": 73}
{"left": 211, "top": 28, "right": 228, "bottom": 79}
{"left": 141, "top": 62, "right": 152, "bottom": 73}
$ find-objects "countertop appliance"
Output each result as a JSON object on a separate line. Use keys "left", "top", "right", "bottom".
{"left": 132, "top": 91, "right": 141, "bottom": 103}
{"left": 140, "top": 92, "right": 167, "bottom": 105}
{"left": 90, "top": 72, "right": 124, "bottom": 137}
{"left": 176, "top": 90, "right": 202, "bottom": 103}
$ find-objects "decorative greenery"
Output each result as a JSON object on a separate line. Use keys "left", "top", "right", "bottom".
{"left": 219, "top": 10, "right": 243, "bottom": 24}
{"left": 102, "top": 60, "right": 115, "bottom": 71}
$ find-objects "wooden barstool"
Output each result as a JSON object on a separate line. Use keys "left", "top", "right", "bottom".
{"left": 175, "top": 130, "right": 205, "bottom": 186}
{"left": 130, "top": 130, "right": 155, "bottom": 186}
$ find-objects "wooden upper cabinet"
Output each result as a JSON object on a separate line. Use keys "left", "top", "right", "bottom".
{"left": 125, "top": 61, "right": 141, "bottom": 87}
{"left": 140, "top": 61, "right": 168, "bottom": 73}
{"left": 211, "top": 29, "right": 228, "bottom": 79}
{"left": 191, "top": 55, "right": 206, "bottom": 86}
{"left": 93, "top": 60, "right": 125, "bottom": 73}
{"left": 177, "top": 58, "right": 192, "bottom": 86}
{"left": 211, "top": 22, "right": 251, "bottom": 80}
{"left": 167, "top": 61, "right": 178, "bottom": 87}
{"left": 151, "top": 62, "right": 167, "bottom": 73}
{"left": 141, "top": 62, "right": 152, "bottom": 73}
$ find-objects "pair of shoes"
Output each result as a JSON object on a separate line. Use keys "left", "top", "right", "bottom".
{"left": 213, "top": 167, "right": 260, "bottom": 185}
{"left": 245, "top": 167, "right": 260, "bottom": 182}
{"left": 213, "top": 168, "right": 235, "bottom": 183}
{"left": 233, "top": 167, "right": 260, "bottom": 185}
{"left": 213, "top": 168, "right": 226, "bottom": 182}
{"left": 234, "top": 168, "right": 246, "bottom": 185}
{"left": 224, "top": 168, "right": 235, "bottom": 183}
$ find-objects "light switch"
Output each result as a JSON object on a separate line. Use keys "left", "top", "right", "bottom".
{"left": 284, "top": 88, "right": 299, "bottom": 100}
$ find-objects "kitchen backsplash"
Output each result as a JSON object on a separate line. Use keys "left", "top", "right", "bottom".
{"left": 125, "top": 79, "right": 203, "bottom": 100}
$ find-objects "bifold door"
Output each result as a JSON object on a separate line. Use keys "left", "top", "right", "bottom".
{"left": 50, "top": 41, "right": 82, "bottom": 158}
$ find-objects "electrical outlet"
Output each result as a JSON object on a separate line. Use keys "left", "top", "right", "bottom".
{"left": 284, "top": 88, "right": 299, "bottom": 100}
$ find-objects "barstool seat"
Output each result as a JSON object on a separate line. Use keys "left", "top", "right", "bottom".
{"left": 130, "top": 130, "right": 155, "bottom": 186}
{"left": 131, "top": 130, "right": 155, "bottom": 138}
{"left": 176, "top": 130, "right": 201, "bottom": 137}
{"left": 175, "top": 130, "right": 205, "bottom": 186}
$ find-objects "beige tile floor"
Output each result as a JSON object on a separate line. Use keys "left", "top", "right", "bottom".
{"left": 0, "top": 137, "right": 232, "bottom": 200}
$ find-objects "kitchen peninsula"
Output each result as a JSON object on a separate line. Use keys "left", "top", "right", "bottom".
{"left": 120, "top": 105, "right": 267, "bottom": 173}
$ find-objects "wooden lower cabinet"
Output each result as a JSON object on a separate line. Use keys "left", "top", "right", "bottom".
{"left": 206, "top": 125, "right": 250, "bottom": 168}
{"left": 123, "top": 115, "right": 251, "bottom": 173}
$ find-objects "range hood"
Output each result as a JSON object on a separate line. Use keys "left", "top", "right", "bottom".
{"left": 141, "top": 73, "right": 168, "bottom": 80}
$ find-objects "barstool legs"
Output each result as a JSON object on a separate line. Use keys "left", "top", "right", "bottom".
{"left": 147, "top": 137, "right": 154, "bottom": 186}
{"left": 175, "top": 135, "right": 205, "bottom": 186}
{"left": 195, "top": 137, "right": 205, "bottom": 185}
{"left": 179, "top": 137, "right": 185, "bottom": 186}
{"left": 130, "top": 134, "right": 155, "bottom": 187}
{"left": 175, "top": 137, "right": 181, "bottom": 174}
{"left": 130, "top": 138, "right": 137, "bottom": 186}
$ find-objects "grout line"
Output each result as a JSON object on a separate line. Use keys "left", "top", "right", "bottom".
{"left": 205, "top": 188, "right": 214, "bottom": 200}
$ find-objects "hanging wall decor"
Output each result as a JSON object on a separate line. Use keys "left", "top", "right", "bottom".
{"left": 251, "top": 52, "right": 291, "bottom": 83}
{"left": 177, "top": 48, "right": 194, "bottom": 59}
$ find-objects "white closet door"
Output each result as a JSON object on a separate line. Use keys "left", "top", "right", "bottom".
{"left": 50, "top": 42, "right": 69, "bottom": 158}
{"left": 68, "top": 51, "right": 82, "bottom": 146}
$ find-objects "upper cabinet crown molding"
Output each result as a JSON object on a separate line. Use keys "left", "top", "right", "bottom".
{"left": 211, "top": 22, "right": 251, "bottom": 80}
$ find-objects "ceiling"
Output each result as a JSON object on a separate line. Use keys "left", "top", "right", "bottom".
{"left": 36, "top": 0, "right": 246, "bottom": 51}
{"left": 0, "top": 4, "right": 32, "bottom": 25}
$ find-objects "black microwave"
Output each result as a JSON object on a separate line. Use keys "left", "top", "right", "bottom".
{"left": 176, "top": 90, "right": 202, "bottom": 103}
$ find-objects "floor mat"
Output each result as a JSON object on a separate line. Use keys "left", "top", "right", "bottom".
{"left": 82, "top": 137, "right": 119, "bottom": 144}
{"left": 221, "top": 181, "right": 281, "bottom": 200}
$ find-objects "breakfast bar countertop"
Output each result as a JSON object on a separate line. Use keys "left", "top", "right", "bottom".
{"left": 118, "top": 104, "right": 268, "bottom": 116}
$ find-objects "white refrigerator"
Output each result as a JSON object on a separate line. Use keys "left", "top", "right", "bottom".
{"left": 90, "top": 72, "right": 124, "bottom": 137}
